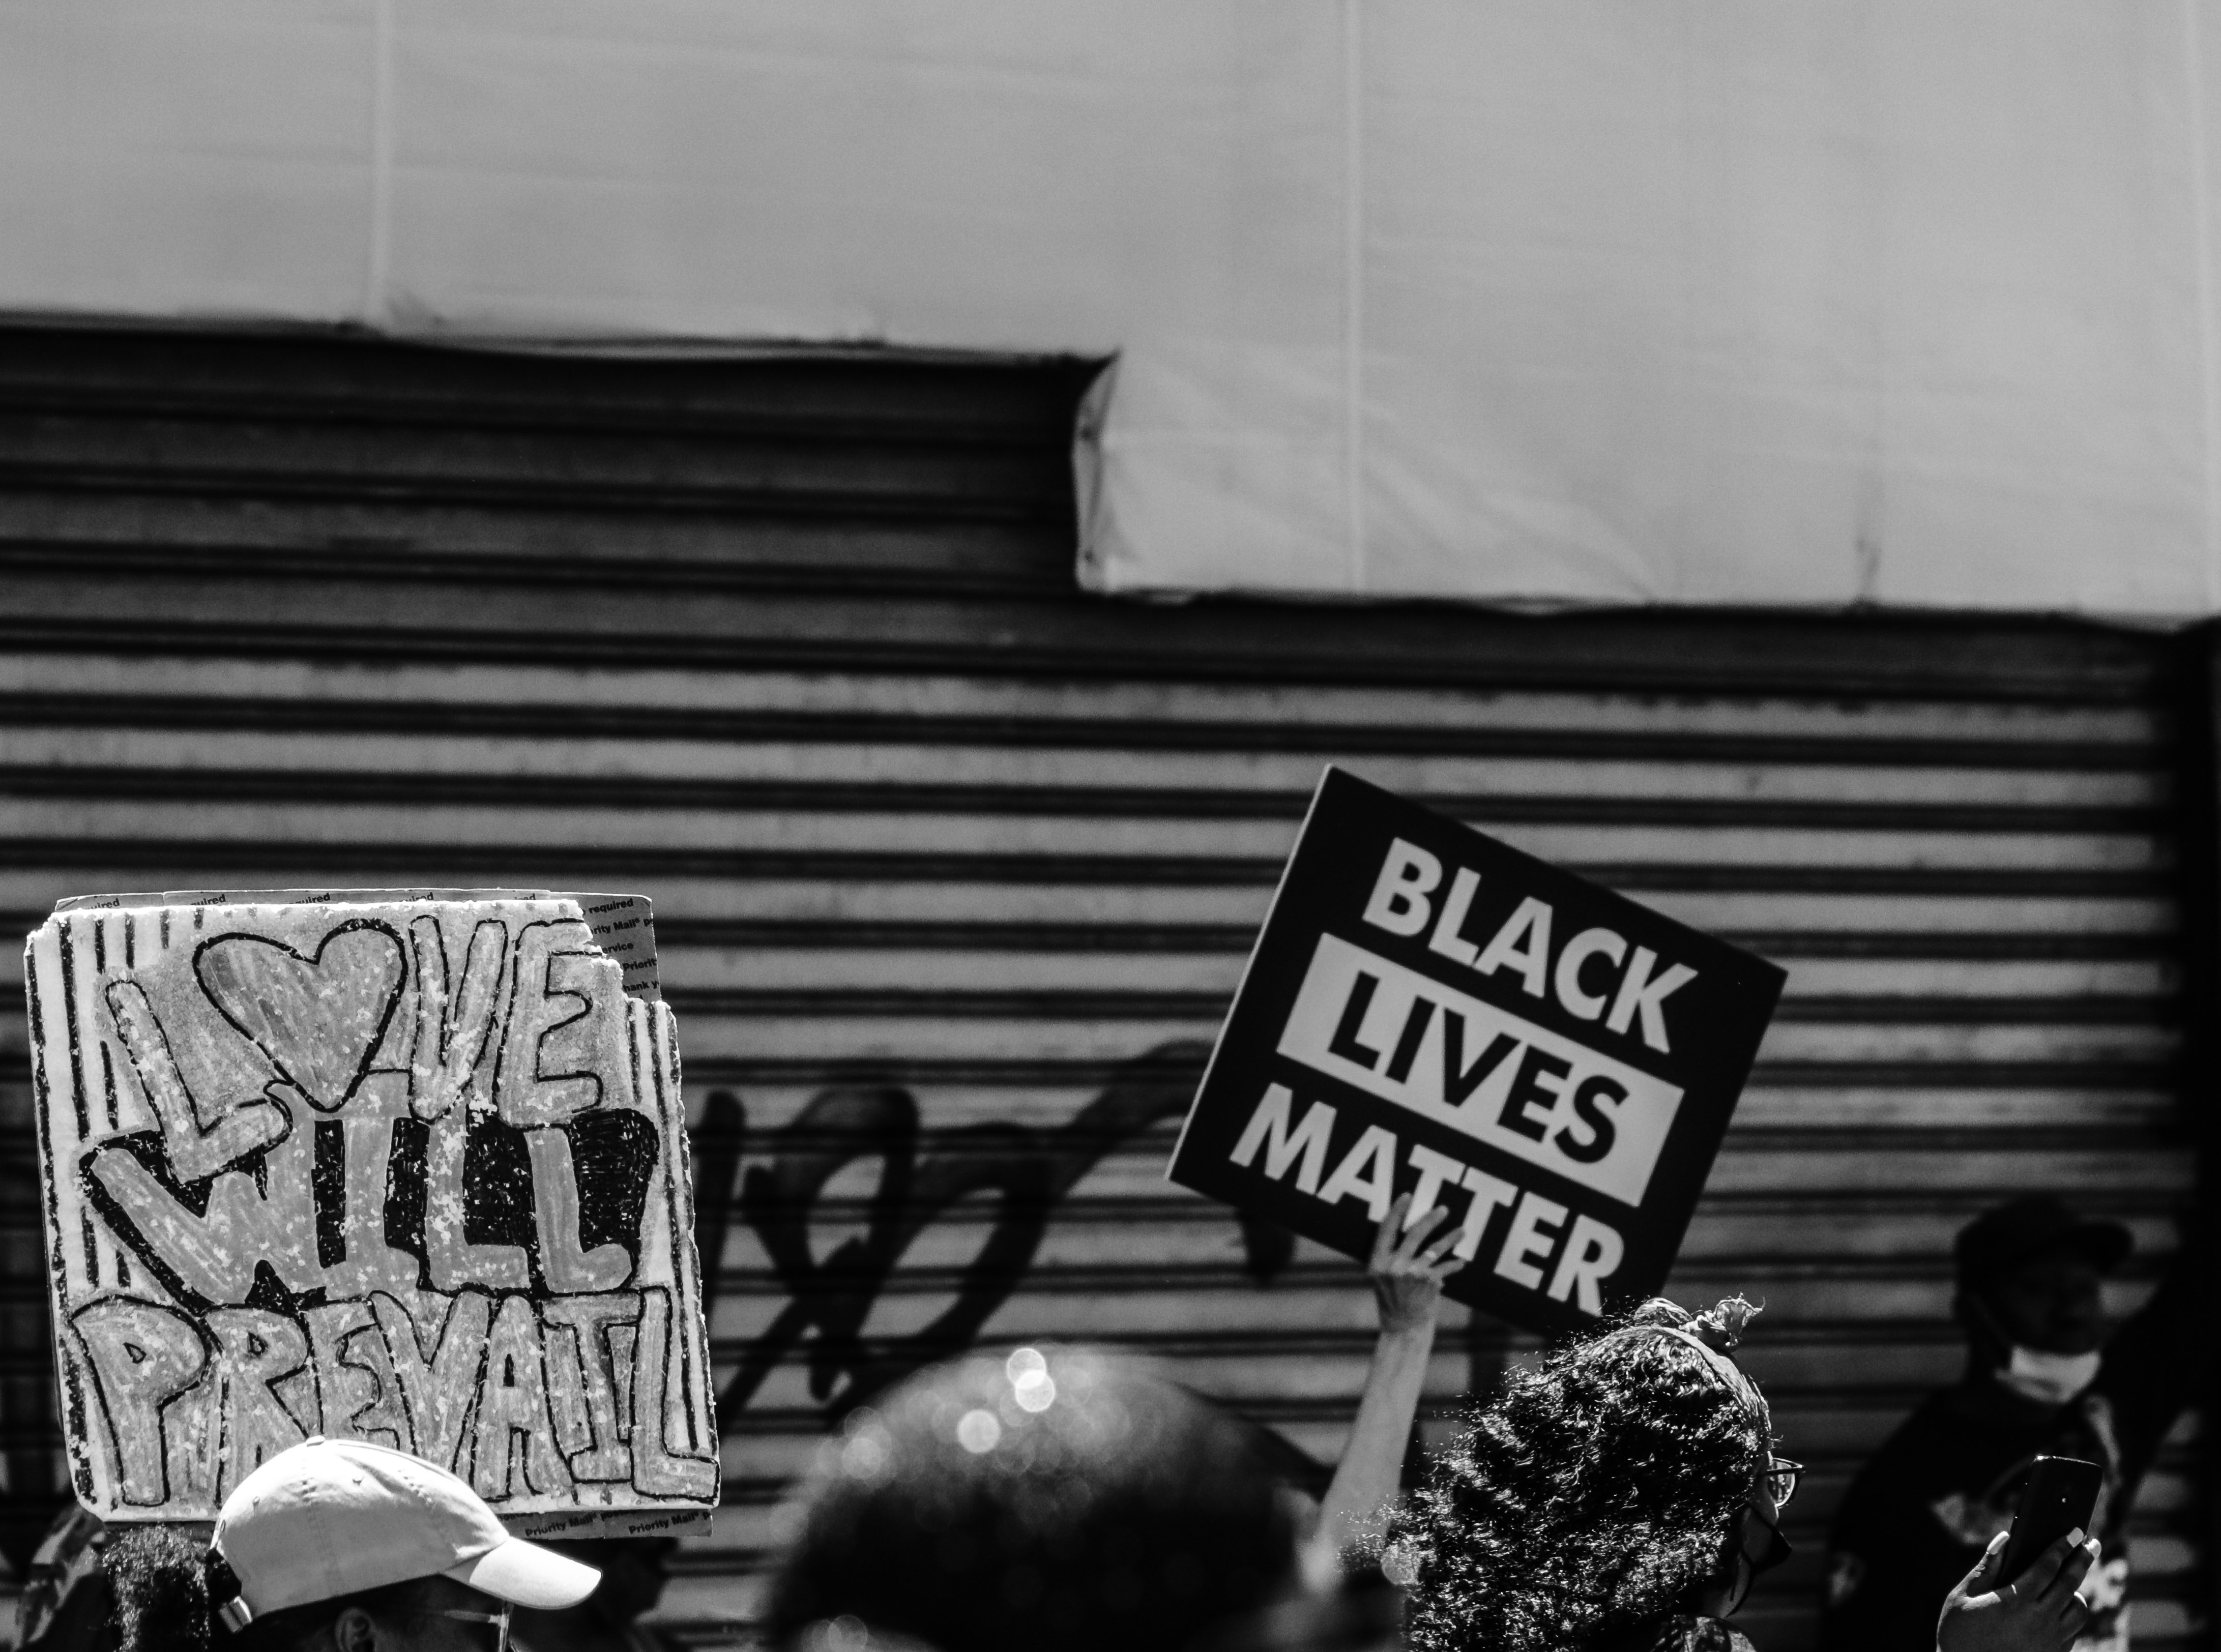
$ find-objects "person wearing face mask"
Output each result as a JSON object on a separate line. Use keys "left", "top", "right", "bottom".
{"left": 1819, "top": 1195, "right": 2213, "bottom": 1652}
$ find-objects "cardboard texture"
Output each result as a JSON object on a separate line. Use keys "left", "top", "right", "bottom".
{"left": 23, "top": 889, "right": 717, "bottom": 1532}
{"left": 1168, "top": 770, "right": 1786, "bottom": 1339}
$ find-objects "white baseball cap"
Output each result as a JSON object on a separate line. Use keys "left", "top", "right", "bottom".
{"left": 213, "top": 1437, "right": 600, "bottom": 1624}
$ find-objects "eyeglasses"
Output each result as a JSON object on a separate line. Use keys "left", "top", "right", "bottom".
{"left": 428, "top": 1605, "right": 512, "bottom": 1652}
{"left": 1763, "top": 1456, "right": 1804, "bottom": 1509}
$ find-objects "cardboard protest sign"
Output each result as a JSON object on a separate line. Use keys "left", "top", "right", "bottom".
{"left": 1169, "top": 769, "right": 1785, "bottom": 1338}
{"left": 24, "top": 888, "right": 717, "bottom": 1532}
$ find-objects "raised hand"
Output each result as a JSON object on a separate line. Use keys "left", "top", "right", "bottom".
{"left": 1369, "top": 1192, "right": 1469, "bottom": 1335}
{"left": 1936, "top": 1528, "right": 2099, "bottom": 1652}
{"left": 1313, "top": 1193, "right": 1472, "bottom": 1551}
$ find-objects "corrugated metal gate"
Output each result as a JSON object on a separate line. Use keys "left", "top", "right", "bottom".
{"left": 0, "top": 327, "right": 2201, "bottom": 1649}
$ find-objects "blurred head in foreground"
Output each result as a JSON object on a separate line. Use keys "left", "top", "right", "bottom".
{"left": 1389, "top": 1299, "right": 1785, "bottom": 1652}
{"left": 764, "top": 1346, "right": 1301, "bottom": 1652}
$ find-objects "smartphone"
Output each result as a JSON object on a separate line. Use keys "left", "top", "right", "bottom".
{"left": 1998, "top": 1455, "right": 2102, "bottom": 1584}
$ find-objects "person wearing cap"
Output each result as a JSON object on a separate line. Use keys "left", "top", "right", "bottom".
{"left": 105, "top": 1437, "right": 601, "bottom": 1652}
{"left": 1818, "top": 1195, "right": 2213, "bottom": 1652}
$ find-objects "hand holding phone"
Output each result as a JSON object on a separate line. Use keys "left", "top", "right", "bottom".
{"left": 1998, "top": 1455, "right": 2102, "bottom": 1584}
{"left": 1938, "top": 1528, "right": 2099, "bottom": 1652}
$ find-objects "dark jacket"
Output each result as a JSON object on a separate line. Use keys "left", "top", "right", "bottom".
{"left": 1817, "top": 1243, "right": 2208, "bottom": 1652}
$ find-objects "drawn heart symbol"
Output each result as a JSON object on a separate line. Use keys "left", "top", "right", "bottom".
{"left": 194, "top": 921, "right": 407, "bottom": 1114}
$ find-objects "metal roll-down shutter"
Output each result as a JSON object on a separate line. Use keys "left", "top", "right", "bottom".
{"left": 0, "top": 326, "right": 2200, "bottom": 1649}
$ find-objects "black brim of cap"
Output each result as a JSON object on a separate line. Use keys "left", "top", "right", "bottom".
{"left": 1979, "top": 1219, "right": 2135, "bottom": 1278}
{"left": 2068, "top": 1218, "right": 2135, "bottom": 1271}
{"left": 1956, "top": 1201, "right": 2139, "bottom": 1286}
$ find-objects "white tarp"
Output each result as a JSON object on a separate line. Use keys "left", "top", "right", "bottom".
{"left": 7, "top": 2, "right": 2221, "bottom": 614}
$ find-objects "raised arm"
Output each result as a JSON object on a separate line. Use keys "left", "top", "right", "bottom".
{"left": 1313, "top": 1192, "right": 1467, "bottom": 1554}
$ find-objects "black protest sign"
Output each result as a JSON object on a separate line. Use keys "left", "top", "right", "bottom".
{"left": 1168, "top": 769, "right": 1785, "bottom": 1338}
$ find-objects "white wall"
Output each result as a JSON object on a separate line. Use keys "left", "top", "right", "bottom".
{"left": 9, "top": 1, "right": 2221, "bottom": 615}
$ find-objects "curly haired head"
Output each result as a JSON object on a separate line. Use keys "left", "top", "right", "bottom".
{"left": 1387, "top": 1297, "right": 1772, "bottom": 1652}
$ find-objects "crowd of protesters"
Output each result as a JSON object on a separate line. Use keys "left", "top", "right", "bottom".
{"left": 25, "top": 1191, "right": 2201, "bottom": 1652}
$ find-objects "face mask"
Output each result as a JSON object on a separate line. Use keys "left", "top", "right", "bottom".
{"left": 1717, "top": 1506, "right": 1794, "bottom": 1618}
{"left": 1997, "top": 1344, "right": 2101, "bottom": 1406}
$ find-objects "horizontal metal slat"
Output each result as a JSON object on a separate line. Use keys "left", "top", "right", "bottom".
{"left": 0, "top": 874, "right": 2181, "bottom": 936}
{"left": 0, "top": 653, "right": 2171, "bottom": 749}
{"left": 0, "top": 492, "right": 1078, "bottom": 584}
{"left": 0, "top": 413, "right": 1074, "bottom": 519}
{"left": 0, "top": 799, "right": 2172, "bottom": 874}
{"left": 0, "top": 330, "right": 1103, "bottom": 438}
{"left": 648, "top": 946, "right": 2178, "bottom": 999}
{"left": 0, "top": 843, "right": 2176, "bottom": 905}
{"left": 0, "top": 568, "right": 2175, "bottom": 701}
{"left": 0, "top": 729, "right": 2171, "bottom": 812}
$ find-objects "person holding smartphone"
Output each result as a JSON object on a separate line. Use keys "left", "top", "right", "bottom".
{"left": 1935, "top": 1526, "right": 2102, "bottom": 1652}
{"left": 1819, "top": 1195, "right": 2212, "bottom": 1652}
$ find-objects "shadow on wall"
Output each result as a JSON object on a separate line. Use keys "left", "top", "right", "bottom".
{"left": 695, "top": 1038, "right": 1296, "bottom": 1427}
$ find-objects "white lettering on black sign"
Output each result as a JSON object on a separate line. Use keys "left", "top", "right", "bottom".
{"left": 1168, "top": 767, "right": 1784, "bottom": 1338}
{"left": 1280, "top": 934, "right": 1681, "bottom": 1205}
{"left": 1363, "top": 838, "right": 1698, "bottom": 1051}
